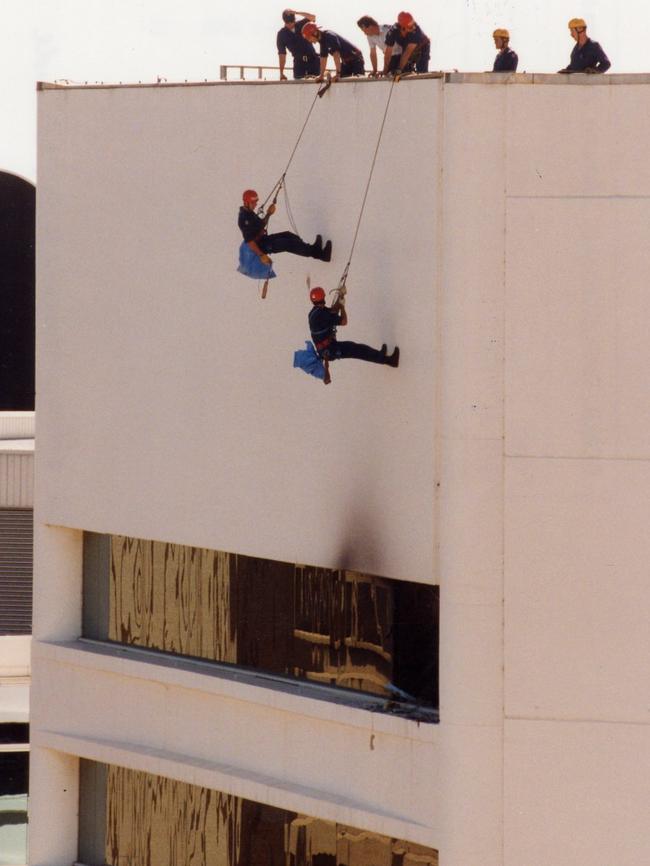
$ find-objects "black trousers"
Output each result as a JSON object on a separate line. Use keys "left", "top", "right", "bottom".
{"left": 403, "top": 43, "right": 430, "bottom": 74}
{"left": 324, "top": 340, "right": 385, "bottom": 364}
{"left": 294, "top": 55, "right": 320, "bottom": 79}
{"left": 341, "top": 54, "right": 365, "bottom": 77}
{"left": 260, "top": 232, "right": 313, "bottom": 257}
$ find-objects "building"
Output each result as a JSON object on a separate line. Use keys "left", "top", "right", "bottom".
{"left": 31, "top": 73, "right": 650, "bottom": 865}
{"left": 1, "top": 411, "right": 34, "bottom": 866}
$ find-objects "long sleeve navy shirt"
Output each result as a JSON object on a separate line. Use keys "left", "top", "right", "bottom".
{"left": 493, "top": 47, "right": 518, "bottom": 72}
{"left": 238, "top": 207, "right": 265, "bottom": 243}
{"left": 384, "top": 22, "right": 430, "bottom": 50}
{"left": 276, "top": 20, "right": 317, "bottom": 59}
{"left": 318, "top": 30, "right": 362, "bottom": 61}
{"left": 562, "top": 38, "right": 610, "bottom": 72}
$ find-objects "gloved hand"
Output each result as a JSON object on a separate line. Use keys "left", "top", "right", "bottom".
{"left": 260, "top": 254, "right": 272, "bottom": 265}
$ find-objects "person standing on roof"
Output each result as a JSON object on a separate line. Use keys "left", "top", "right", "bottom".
{"left": 383, "top": 12, "right": 430, "bottom": 76}
{"left": 308, "top": 286, "right": 398, "bottom": 384}
{"left": 238, "top": 190, "right": 331, "bottom": 265}
{"left": 277, "top": 9, "right": 320, "bottom": 80}
{"left": 356, "top": 15, "right": 402, "bottom": 77}
{"left": 301, "top": 22, "right": 365, "bottom": 81}
{"left": 492, "top": 28, "right": 518, "bottom": 72}
{"left": 558, "top": 18, "right": 610, "bottom": 73}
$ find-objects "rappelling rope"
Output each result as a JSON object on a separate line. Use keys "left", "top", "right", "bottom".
{"left": 259, "top": 86, "right": 322, "bottom": 215}
{"left": 335, "top": 77, "right": 397, "bottom": 299}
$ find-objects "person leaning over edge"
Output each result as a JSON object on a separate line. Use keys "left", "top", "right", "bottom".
{"left": 301, "top": 21, "right": 365, "bottom": 82}
{"left": 492, "top": 28, "right": 518, "bottom": 72}
{"left": 558, "top": 18, "right": 610, "bottom": 73}
{"left": 276, "top": 9, "right": 320, "bottom": 80}
{"left": 308, "top": 286, "right": 398, "bottom": 385}
{"left": 356, "top": 15, "right": 402, "bottom": 77}
{"left": 383, "top": 11, "right": 430, "bottom": 76}
{"left": 238, "top": 190, "right": 332, "bottom": 266}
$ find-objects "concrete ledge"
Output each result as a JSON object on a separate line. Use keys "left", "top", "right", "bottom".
{"left": 37, "top": 72, "right": 650, "bottom": 91}
{"left": 35, "top": 728, "right": 437, "bottom": 847}
{"left": 34, "top": 639, "right": 439, "bottom": 740}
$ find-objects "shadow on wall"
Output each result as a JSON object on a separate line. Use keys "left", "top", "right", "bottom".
{"left": 0, "top": 172, "right": 35, "bottom": 410}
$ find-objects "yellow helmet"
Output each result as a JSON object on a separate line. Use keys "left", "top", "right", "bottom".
{"left": 568, "top": 18, "right": 586, "bottom": 29}
{"left": 493, "top": 28, "right": 510, "bottom": 38}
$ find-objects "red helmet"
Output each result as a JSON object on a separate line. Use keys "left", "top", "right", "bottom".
{"left": 309, "top": 286, "right": 326, "bottom": 303}
{"left": 397, "top": 11, "right": 414, "bottom": 28}
{"left": 242, "top": 189, "right": 258, "bottom": 206}
{"left": 302, "top": 21, "right": 320, "bottom": 40}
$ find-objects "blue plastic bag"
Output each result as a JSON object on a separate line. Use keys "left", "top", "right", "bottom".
{"left": 237, "top": 241, "right": 276, "bottom": 280}
{"left": 293, "top": 341, "right": 326, "bottom": 380}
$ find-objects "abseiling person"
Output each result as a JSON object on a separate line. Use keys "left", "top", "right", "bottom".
{"left": 558, "top": 18, "right": 611, "bottom": 73}
{"left": 276, "top": 9, "right": 320, "bottom": 80}
{"left": 356, "top": 15, "right": 402, "bottom": 77}
{"left": 492, "top": 28, "right": 518, "bottom": 72}
{"left": 308, "top": 286, "right": 399, "bottom": 385}
{"left": 383, "top": 11, "right": 430, "bottom": 76}
{"left": 238, "top": 190, "right": 332, "bottom": 268}
{"left": 301, "top": 22, "right": 365, "bottom": 81}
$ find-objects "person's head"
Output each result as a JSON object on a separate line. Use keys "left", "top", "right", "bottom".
{"left": 282, "top": 9, "right": 296, "bottom": 28}
{"left": 242, "top": 189, "right": 259, "bottom": 210}
{"left": 309, "top": 286, "right": 326, "bottom": 305}
{"left": 357, "top": 15, "right": 379, "bottom": 36}
{"left": 397, "top": 11, "right": 415, "bottom": 36}
{"left": 493, "top": 28, "right": 510, "bottom": 50}
{"left": 302, "top": 21, "right": 320, "bottom": 43}
{"left": 568, "top": 18, "right": 587, "bottom": 42}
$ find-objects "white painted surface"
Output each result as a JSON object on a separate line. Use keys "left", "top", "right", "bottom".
{"left": 27, "top": 748, "right": 79, "bottom": 866}
{"left": 37, "top": 78, "right": 439, "bottom": 585}
{"left": 0, "top": 449, "right": 34, "bottom": 508}
{"left": 0, "top": 413, "right": 35, "bottom": 441}
{"left": 0, "top": 637, "right": 31, "bottom": 678}
{"left": 504, "top": 719, "right": 650, "bottom": 866}
{"left": 505, "top": 458, "right": 650, "bottom": 723}
{"left": 33, "top": 77, "right": 650, "bottom": 865}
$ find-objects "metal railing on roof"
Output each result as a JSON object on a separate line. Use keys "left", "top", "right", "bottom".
{"left": 219, "top": 65, "right": 283, "bottom": 81}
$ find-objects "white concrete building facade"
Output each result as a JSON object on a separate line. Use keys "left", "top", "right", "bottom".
{"left": 31, "top": 74, "right": 650, "bottom": 865}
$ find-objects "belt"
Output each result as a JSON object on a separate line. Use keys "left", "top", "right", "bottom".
{"left": 314, "top": 335, "right": 333, "bottom": 351}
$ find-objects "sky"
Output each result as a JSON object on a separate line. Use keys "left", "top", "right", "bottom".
{"left": 2, "top": 0, "right": 648, "bottom": 183}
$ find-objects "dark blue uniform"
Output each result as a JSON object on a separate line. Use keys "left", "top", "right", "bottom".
{"left": 493, "top": 47, "right": 518, "bottom": 72}
{"left": 276, "top": 19, "right": 320, "bottom": 79}
{"left": 560, "top": 38, "right": 610, "bottom": 73}
{"left": 318, "top": 30, "right": 365, "bottom": 77}
{"left": 238, "top": 207, "right": 315, "bottom": 258}
{"left": 309, "top": 305, "right": 386, "bottom": 364}
{"left": 385, "top": 22, "right": 430, "bottom": 73}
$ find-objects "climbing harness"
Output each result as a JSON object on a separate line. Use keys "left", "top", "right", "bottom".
{"left": 334, "top": 77, "right": 397, "bottom": 300}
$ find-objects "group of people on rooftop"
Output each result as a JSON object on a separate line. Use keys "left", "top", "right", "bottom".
{"left": 277, "top": 10, "right": 611, "bottom": 80}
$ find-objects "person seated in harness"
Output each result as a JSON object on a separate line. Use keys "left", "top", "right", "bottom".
{"left": 277, "top": 9, "right": 320, "bottom": 80}
{"left": 238, "top": 189, "right": 332, "bottom": 269}
{"left": 308, "top": 286, "right": 399, "bottom": 385}
{"left": 383, "top": 12, "right": 430, "bottom": 76}
{"left": 301, "top": 22, "right": 365, "bottom": 81}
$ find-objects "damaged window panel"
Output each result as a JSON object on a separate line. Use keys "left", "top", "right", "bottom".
{"left": 79, "top": 761, "right": 439, "bottom": 866}
{"left": 83, "top": 533, "right": 439, "bottom": 716}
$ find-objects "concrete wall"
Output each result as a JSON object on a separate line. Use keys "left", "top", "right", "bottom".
{"left": 33, "top": 76, "right": 650, "bottom": 866}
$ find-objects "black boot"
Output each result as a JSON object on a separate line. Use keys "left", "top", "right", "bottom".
{"left": 314, "top": 234, "right": 323, "bottom": 251}
{"left": 385, "top": 347, "right": 400, "bottom": 368}
{"left": 320, "top": 240, "right": 332, "bottom": 262}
